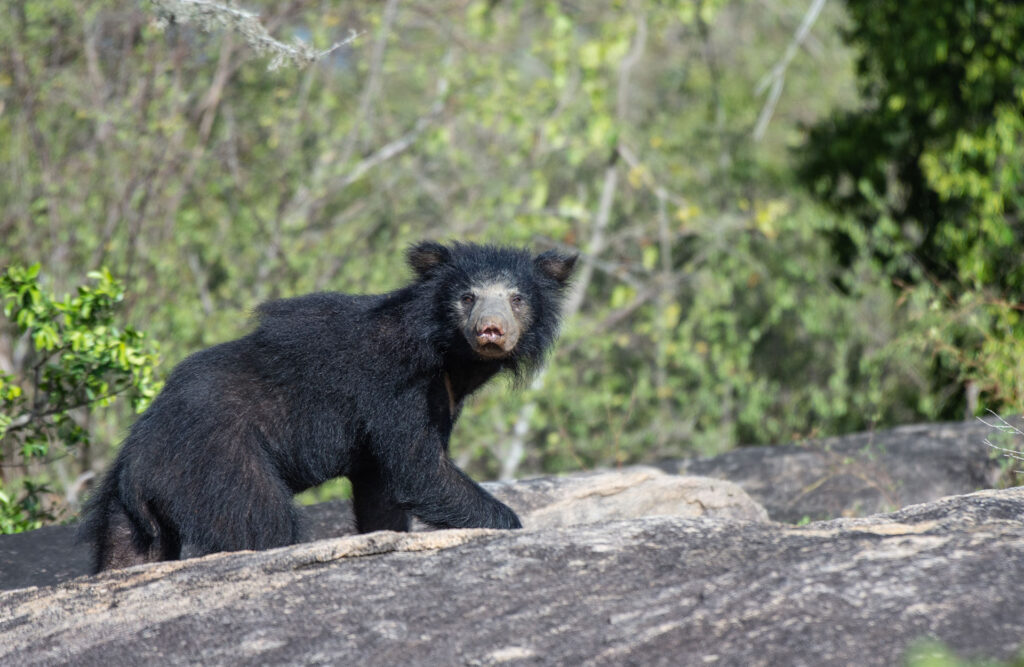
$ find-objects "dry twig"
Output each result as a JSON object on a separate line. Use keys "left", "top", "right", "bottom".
{"left": 978, "top": 411, "right": 1024, "bottom": 474}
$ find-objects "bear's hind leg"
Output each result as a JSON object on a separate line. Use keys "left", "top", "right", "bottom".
{"left": 90, "top": 497, "right": 172, "bottom": 572}
{"left": 178, "top": 465, "right": 303, "bottom": 556}
{"left": 351, "top": 466, "right": 411, "bottom": 533}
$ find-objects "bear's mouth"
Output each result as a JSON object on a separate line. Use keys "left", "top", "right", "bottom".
{"left": 468, "top": 321, "right": 517, "bottom": 359}
{"left": 474, "top": 339, "right": 512, "bottom": 359}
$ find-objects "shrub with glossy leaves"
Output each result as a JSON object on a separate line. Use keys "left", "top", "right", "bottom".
{"left": 0, "top": 264, "right": 161, "bottom": 533}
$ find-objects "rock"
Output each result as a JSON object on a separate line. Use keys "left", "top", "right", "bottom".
{"left": 0, "top": 524, "right": 91, "bottom": 592}
{"left": 310, "top": 467, "right": 768, "bottom": 536}
{"left": 478, "top": 466, "right": 769, "bottom": 528}
{"left": 664, "top": 420, "right": 1010, "bottom": 522}
{"left": 0, "top": 468, "right": 764, "bottom": 591}
{"left": 2, "top": 487, "right": 1022, "bottom": 666}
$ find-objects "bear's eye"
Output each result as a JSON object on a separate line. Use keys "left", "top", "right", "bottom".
{"left": 510, "top": 294, "right": 524, "bottom": 307}
{"left": 461, "top": 293, "right": 475, "bottom": 306}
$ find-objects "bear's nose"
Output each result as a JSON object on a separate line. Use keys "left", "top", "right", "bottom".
{"left": 477, "top": 321, "right": 505, "bottom": 343}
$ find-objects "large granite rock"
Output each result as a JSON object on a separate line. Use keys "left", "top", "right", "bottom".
{"left": 663, "top": 420, "right": 1010, "bottom": 522}
{"left": 2, "top": 486, "right": 1022, "bottom": 665}
{"left": 478, "top": 466, "right": 768, "bottom": 528}
{"left": 7, "top": 417, "right": 1004, "bottom": 592}
{"left": 0, "top": 467, "right": 764, "bottom": 591}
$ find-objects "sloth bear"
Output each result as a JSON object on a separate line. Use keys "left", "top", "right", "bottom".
{"left": 79, "top": 241, "right": 577, "bottom": 573}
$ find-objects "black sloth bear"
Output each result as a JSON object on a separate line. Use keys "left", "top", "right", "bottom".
{"left": 79, "top": 241, "right": 577, "bottom": 573}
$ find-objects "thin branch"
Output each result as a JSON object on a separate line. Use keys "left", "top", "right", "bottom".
{"left": 499, "top": 12, "right": 648, "bottom": 480}
{"left": 696, "top": 0, "right": 729, "bottom": 171}
{"left": 149, "top": 0, "right": 363, "bottom": 70}
{"left": 561, "top": 161, "right": 620, "bottom": 320}
{"left": 278, "top": 55, "right": 451, "bottom": 233}
{"left": 617, "top": 143, "right": 691, "bottom": 207}
{"left": 615, "top": 11, "right": 648, "bottom": 120}
{"left": 335, "top": 91, "right": 446, "bottom": 191}
{"left": 4, "top": 388, "right": 133, "bottom": 433}
{"left": 752, "top": 0, "right": 827, "bottom": 141}
{"left": 979, "top": 411, "right": 1024, "bottom": 473}
{"left": 337, "top": 0, "right": 400, "bottom": 168}
{"left": 0, "top": 450, "right": 73, "bottom": 469}
{"left": 196, "top": 32, "right": 236, "bottom": 142}
{"left": 977, "top": 411, "right": 1024, "bottom": 437}
{"left": 186, "top": 251, "right": 215, "bottom": 316}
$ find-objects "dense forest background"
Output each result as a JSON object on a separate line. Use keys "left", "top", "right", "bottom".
{"left": 1, "top": 0, "right": 1021, "bottom": 531}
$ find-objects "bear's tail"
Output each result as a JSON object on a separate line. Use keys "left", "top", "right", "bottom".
{"left": 77, "top": 459, "right": 161, "bottom": 573}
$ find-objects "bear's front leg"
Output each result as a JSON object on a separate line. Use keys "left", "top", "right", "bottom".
{"left": 375, "top": 424, "right": 521, "bottom": 530}
{"left": 398, "top": 456, "right": 522, "bottom": 530}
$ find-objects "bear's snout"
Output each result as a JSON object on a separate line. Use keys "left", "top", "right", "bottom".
{"left": 473, "top": 312, "right": 518, "bottom": 356}
{"left": 464, "top": 288, "right": 523, "bottom": 358}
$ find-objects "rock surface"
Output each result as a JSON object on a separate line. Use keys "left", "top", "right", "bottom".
{"left": 480, "top": 466, "right": 769, "bottom": 528}
{"left": 6, "top": 417, "right": 1002, "bottom": 591}
{"left": 0, "top": 524, "right": 89, "bottom": 593}
{"left": 664, "top": 420, "right": 1009, "bottom": 522}
{"left": 0, "top": 467, "right": 763, "bottom": 591}
{"left": 2, "top": 486, "right": 1023, "bottom": 666}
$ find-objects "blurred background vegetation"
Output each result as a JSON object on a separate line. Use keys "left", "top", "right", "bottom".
{"left": 1, "top": 0, "right": 1021, "bottom": 531}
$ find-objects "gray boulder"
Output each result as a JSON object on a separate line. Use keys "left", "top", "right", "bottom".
{"left": 0, "top": 524, "right": 90, "bottom": 593}
{"left": 2, "top": 486, "right": 1022, "bottom": 666}
{"left": 309, "top": 467, "right": 768, "bottom": 536}
{"left": 664, "top": 420, "right": 1010, "bottom": 522}
{"left": 480, "top": 466, "right": 769, "bottom": 527}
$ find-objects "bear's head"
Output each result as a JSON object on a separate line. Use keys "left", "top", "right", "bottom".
{"left": 407, "top": 241, "right": 577, "bottom": 366}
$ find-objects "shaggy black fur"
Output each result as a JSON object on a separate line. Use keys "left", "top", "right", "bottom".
{"left": 78, "top": 241, "right": 577, "bottom": 572}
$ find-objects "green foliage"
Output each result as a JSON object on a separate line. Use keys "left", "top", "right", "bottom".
{"left": 0, "top": 264, "right": 160, "bottom": 533}
{"left": 918, "top": 97, "right": 1024, "bottom": 410}
{"left": 296, "top": 477, "right": 353, "bottom": 506}
{"left": 0, "top": 0, "right": 957, "bottom": 510}
{"left": 530, "top": 202, "right": 921, "bottom": 467}
{"left": 394, "top": 0, "right": 907, "bottom": 470}
{"left": 0, "top": 479, "right": 50, "bottom": 534}
{"left": 800, "top": 0, "right": 1024, "bottom": 416}
{"left": 906, "top": 640, "right": 1024, "bottom": 667}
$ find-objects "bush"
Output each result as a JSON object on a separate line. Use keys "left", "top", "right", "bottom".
{"left": 800, "top": 0, "right": 1024, "bottom": 417}
{"left": 0, "top": 264, "right": 161, "bottom": 532}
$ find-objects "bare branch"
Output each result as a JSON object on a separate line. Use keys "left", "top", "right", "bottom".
{"left": 499, "top": 12, "right": 648, "bottom": 480}
{"left": 978, "top": 411, "right": 1024, "bottom": 437}
{"left": 337, "top": 0, "right": 401, "bottom": 167}
{"left": 278, "top": 59, "right": 450, "bottom": 234}
{"left": 149, "top": 0, "right": 363, "bottom": 70}
{"left": 979, "top": 411, "right": 1024, "bottom": 474}
{"left": 335, "top": 84, "right": 447, "bottom": 191}
{"left": 752, "top": 0, "right": 827, "bottom": 141}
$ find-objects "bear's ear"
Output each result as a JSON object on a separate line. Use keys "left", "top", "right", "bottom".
{"left": 407, "top": 241, "right": 452, "bottom": 280}
{"left": 534, "top": 249, "right": 578, "bottom": 287}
